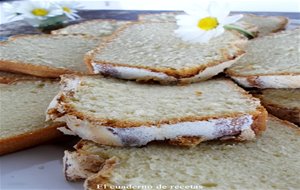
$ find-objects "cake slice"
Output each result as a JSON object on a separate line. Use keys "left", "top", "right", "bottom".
{"left": 0, "top": 35, "right": 100, "bottom": 77}
{"left": 85, "top": 22, "right": 246, "bottom": 84}
{"left": 51, "top": 19, "right": 130, "bottom": 37}
{"left": 0, "top": 71, "right": 41, "bottom": 83}
{"left": 241, "top": 14, "right": 288, "bottom": 36}
{"left": 254, "top": 89, "right": 300, "bottom": 125}
{"left": 226, "top": 29, "right": 300, "bottom": 88}
{"left": 47, "top": 75, "right": 267, "bottom": 147}
{"left": 138, "top": 12, "right": 179, "bottom": 22}
{"left": 63, "top": 116, "right": 300, "bottom": 190}
{"left": 139, "top": 13, "right": 288, "bottom": 36}
{"left": 0, "top": 80, "right": 64, "bottom": 155}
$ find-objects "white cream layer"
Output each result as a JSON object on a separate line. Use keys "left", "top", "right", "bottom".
{"left": 232, "top": 75, "right": 300, "bottom": 88}
{"left": 92, "top": 63, "right": 176, "bottom": 82}
{"left": 91, "top": 59, "right": 236, "bottom": 83}
{"left": 55, "top": 114, "right": 255, "bottom": 146}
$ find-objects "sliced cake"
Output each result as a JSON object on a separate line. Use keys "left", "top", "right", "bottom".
{"left": 226, "top": 29, "right": 300, "bottom": 88}
{"left": 255, "top": 89, "right": 300, "bottom": 125}
{"left": 51, "top": 19, "right": 130, "bottom": 37}
{"left": 0, "top": 80, "right": 64, "bottom": 155}
{"left": 47, "top": 75, "right": 267, "bottom": 147}
{"left": 0, "top": 35, "right": 100, "bottom": 77}
{"left": 85, "top": 22, "right": 246, "bottom": 84}
{"left": 241, "top": 14, "right": 288, "bottom": 36}
{"left": 64, "top": 116, "right": 300, "bottom": 190}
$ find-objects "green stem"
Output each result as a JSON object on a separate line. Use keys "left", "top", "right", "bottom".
{"left": 224, "top": 24, "right": 255, "bottom": 39}
{"left": 37, "top": 15, "right": 68, "bottom": 33}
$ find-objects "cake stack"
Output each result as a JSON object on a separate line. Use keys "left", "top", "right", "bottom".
{"left": 0, "top": 12, "right": 299, "bottom": 190}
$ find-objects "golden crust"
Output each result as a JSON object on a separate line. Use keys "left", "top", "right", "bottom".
{"left": 0, "top": 34, "right": 98, "bottom": 77}
{"left": 255, "top": 94, "right": 300, "bottom": 126}
{"left": 168, "top": 136, "right": 205, "bottom": 146}
{"left": 0, "top": 60, "right": 75, "bottom": 78}
{"left": 0, "top": 122, "right": 64, "bottom": 155}
{"left": 0, "top": 77, "right": 16, "bottom": 84}
{"left": 0, "top": 76, "right": 20, "bottom": 84}
{"left": 84, "top": 157, "right": 117, "bottom": 190}
{"left": 251, "top": 106, "right": 268, "bottom": 134}
{"left": 84, "top": 22, "right": 246, "bottom": 79}
{"left": 0, "top": 78, "right": 64, "bottom": 155}
{"left": 265, "top": 105, "right": 299, "bottom": 126}
{"left": 0, "top": 72, "right": 44, "bottom": 84}
{"left": 226, "top": 71, "right": 300, "bottom": 77}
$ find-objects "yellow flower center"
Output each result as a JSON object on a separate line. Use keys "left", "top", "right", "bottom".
{"left": 31, "top": 8, "right": 49, "bottom": 16}
{"left": 63, "top": 7, "right": 71, "bottom": 13}
{"left": 197, "top": 17, "right": 219, "bottom": 31}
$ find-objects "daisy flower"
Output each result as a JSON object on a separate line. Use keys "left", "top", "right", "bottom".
{"left": 2, "top": 2, "right": 22, "bottom": 21}
{"left": 175, "top": 1, "right": 244, "bottom": 43}
{"left": 57, "top": 1, "right": 82, "bottom": 20}
{"left": 18, "top": 0, "right": 62, "bottom": 20}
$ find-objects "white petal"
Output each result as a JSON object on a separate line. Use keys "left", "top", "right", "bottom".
{"left": 211, "top": 27, "right": 225, "bottom": 38}
{"left": 31, "top": 1, "right": 45, "bottom": 10}
{"left": 19, "top": 2, "right": 33, "bottom": 14}
{"left": 208, "top": 1, "right": 230, "bottom": 18}
{"left": 21, "top": 12, "right": 36, "bottom": 19}
{"left": 70, "top": 9, "right": 78, "bottom": 14}
{"left": 64, "top": 12, "right": 75, "bottom": 20}
{"left": 175, "top": 28, "right": 204, "bottom": 41}
{"left": 48, "top": 9, "right": 63, "bottom": 17}
{"left": 3, "top": 3, "right": 13, "bottom": 10}
{"left": 220, "top": 14, "right": 243, "bottom": 25}
{"left": 189, "top": 32, "right": 209, "bottom": 43}
{"left": 175, "top": 27, "right": 218, "bottom": 44}
{"left": 180, "top": 33, "right": 203, "bottom": 43}
{"left": 58, "top": 1, "right": 83, "bottom": 9}
{"left": 176, "top": 15, "right": 197, "bottom": 26}
{"left": 64, "top": 12, "right": 80, "bottom": 20}
{"left": 175, "top": 27, "right": 201, "bottom": 35}
{"left": 194, "top": 31, "right": 213, "bottom": 43}
{"left": 3, "top": 3, "right": 18, "bottom": 19}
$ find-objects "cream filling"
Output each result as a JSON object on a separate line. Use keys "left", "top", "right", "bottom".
{"left": 91, "top": 59, "right": 236, "bottom": 83}
{"left": 55, "top": 114, "right": 255, "bottom": 146}
{"left": 92, "top": 63, "right": 176, "bottom": 82}
{"left": 180, "top": 59, "right": 237, "bottom": 83}
{"left": 232, "top": 75, "right": 300, "bottom": 88}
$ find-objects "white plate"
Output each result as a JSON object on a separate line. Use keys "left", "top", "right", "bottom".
{"left": 1, "top": 143, "right": 83, "bottom": 190}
